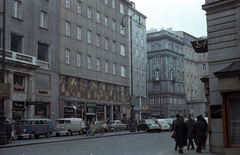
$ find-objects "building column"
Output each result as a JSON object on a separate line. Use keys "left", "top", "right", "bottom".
{"left": 26, "top": 73, "right": 35, "bottom": 119}
{"left": 5, "top": 71, "right": 13, "bottom": 119}
{"left": 111, "top": 105, "right": 113, "bottom": 120}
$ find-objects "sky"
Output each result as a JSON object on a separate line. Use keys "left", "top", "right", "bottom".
{"left": 135, "top": 0, "right": 207, "bottom": 37}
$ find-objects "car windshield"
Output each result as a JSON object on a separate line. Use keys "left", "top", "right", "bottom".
{"left": 145, "top": 120, "right": 155, "bottom": 124}
{"left": 55, "top": 120, "right": 65, "bottom": 124}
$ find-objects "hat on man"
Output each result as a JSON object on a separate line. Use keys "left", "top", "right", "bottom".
{"left": 6, "top": 119, "right": 9, "bottom": 122}
{"left": 176, "top": 114, "right": 180, "bottom": 117}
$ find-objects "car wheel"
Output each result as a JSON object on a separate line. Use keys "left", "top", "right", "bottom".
{"left": 29, "top": 132, "right": 35, "bottom": 139}
{"left": 137, "top": 130, "right": 140, "bottom": 132}
{"left": 67, "top": 130, "right": 71, "bottom": 136}
{"left": 146, "top": 128, "right": 149, "bottom": 133}
{"left": 46, "top": 132, "right": 51, "bottom": 138}
{"left": 18, "top": 136, "right": 23, "bottom": 140}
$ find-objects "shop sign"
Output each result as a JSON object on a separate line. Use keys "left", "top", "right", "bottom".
{"left": 122, "top": 107, "right": 127, "bottom": 114}
{"left": 13, "top": 102, "right": 24, "bottom": 108}
{"left": 0, "top": 83, "right": 10, "bottom": 99}
{"left": 191, "top": 36, "right": 208, "bottom": 53}
{"left": 113, "top": 105, "right": 120, "bottom": 113}
{"left": 142, "top": 106, "right": 148, "bottom": 111}
{"left": 210, "top": 105, "right": 222, "bottom": 118}
{"left": 87, "top": 103, "right": 96, "bottom": 107}
{"left": 13, "top": 86, "right": 25, "bottom": 93}
{"left": 96, "top": 104, "right": 104, "bottom": 112}
{"left": 64, "top": 107, "right": 75, "bottom": 114}
{"left": 35, "top": 88, "right": 51, "bottom": 96}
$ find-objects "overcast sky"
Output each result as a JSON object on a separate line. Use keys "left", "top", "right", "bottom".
{"left": 134, "top": 0, "right": 207, "bottom": 37}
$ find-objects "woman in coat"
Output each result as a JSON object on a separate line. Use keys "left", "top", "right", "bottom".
{"left": 192, "top": 116, "right": 206, "bottom": 153}
{"left": 186, "top": 114, "right": 195, "bottom": 150}
{"left": 175, "top": 115, "right": 188, "bottom": 154}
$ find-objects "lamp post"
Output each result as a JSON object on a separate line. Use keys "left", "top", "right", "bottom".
{"left": 121, "top": 13, "right": 141, "bottom": 132}
{"left": 0, "top": 0, "right": 7, "bottom": 145}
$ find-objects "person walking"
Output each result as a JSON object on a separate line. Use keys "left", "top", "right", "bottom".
{"left": 193, "top": 115, "right": 206, "bottom": 153}
{"left": 5, "top": 119, "right": 12, "bottom": 143}
{"left": 169, "top": 114, "right": 180, "bottom": 151}
{"left": 175, "top": 115, "right": 188, "bottom": 154}
{"left": 186, "top": 114, "right": 195, "bottom": 150}
{"left": 200, "top": 114, "right": 208, "bottom": 149}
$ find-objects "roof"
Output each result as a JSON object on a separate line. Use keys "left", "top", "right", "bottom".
{"left": 214, "top": 61, "right": 240, "bottom": 77}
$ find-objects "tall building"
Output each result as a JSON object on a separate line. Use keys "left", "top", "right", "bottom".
{"left": 146, "top": 28, "right": 186, "bottom": 118}
{"left": 175, "top": 31, "right": 209, "bottom": 117}
{"left": 0, "top": 1, "right": 60, "bottom": 122}
{"left": 127, "top": 2, "right": 147, "bottom": 121}
{"left": 59, "top": 0, "right": 131, "bottom": 122}
{"left": 202, "top": 0, "right": 240, "bottom": 154}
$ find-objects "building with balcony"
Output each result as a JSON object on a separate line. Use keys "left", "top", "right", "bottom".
{"left": 0, "top": 0, "right": 60, "bottom": 122}
{"left": 146, "top": 28, "right": 186, "bottom": 118}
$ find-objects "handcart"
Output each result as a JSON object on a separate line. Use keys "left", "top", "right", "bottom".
{"left": 86, "top": 118, "right": 109, "bottom": 137}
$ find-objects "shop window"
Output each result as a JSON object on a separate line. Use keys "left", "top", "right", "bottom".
{"left": 36, "top": 73, "right": 50, "bottom": 89}
{"left": 14, "top": 75, "right": 24, "bottom": 86}
{"left": 35, "top": 103, "right": 49, "bottom": 118}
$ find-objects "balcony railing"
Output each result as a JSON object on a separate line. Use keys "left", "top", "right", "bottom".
{"left": 37, "top": 60, "right": 50, "bottom": 69}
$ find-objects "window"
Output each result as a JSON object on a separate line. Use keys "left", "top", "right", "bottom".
{"left": 170, "top": 83, "right": 174, "bottom": 91}
{"left": 141, "top": 39, "right": 144, "bottom": 48}
{"left": 105, "top": 38, "right": 108, "bottom": 50}
{"left": 97, "top": 12, "right": 100, "bottom": 23}
{"left": 66, "top": 0, "right": 70, "bottom": 9}
{"left": 194, "top": 52, "right": 197, "bottom": 59}
{"left": 40, "top": 11, "right": 47, "bottom": 28}
{"left": 170, "top": 70, "right": 173, "bottom": 80}
{"left": 38, "top": 42, "right": 48, "bottom": 62}
{"left": 36, "top": 73, "right": 50, "bottom": 89}
{"left": 121, "top": 66, "right": 126, "bottom": 77}
{"left": 120, "top": 25, "right": 125, "bottom": 35}
{"left": 65, "top": 49, "right": 70, "bottom": 64}
{"left": 142, "top": 51, "right": 144, "bottom": 58}
{"left": 177, "top": 46, "right": 179, "bottom": 53}
{"left": 65, "top": 21, "right": 70, "bottom": 36}
{"left": 120, "top": 3, "right": 124, "bottom": 14}
{"left": 150, "top": 98, "right": 155, "bottom": 104}
{"left": 13, "top": 0, "right": 21, "bottom": 19}
{"left": 121, "top": 86, "right": 125, "bottom": 97}
{"left": 88, "top": 7, "right": 91, "bottom": 19}
{"left": 154, "top": 83, "right": 160, "bottom": 91}
{"left": 87, "top": 30, "right": 91, "bottom": 44}
{"left": 136, "top": 49, "right": 139, "bottom": 57}
{"left": 121, "top": 44, "right": 125, "bottom": 56}
{"left": 202, "top": 64, "right": 206, "bottom": 71}
{"left": 77, "top": 26, "right": 81, "bottom": 40}
{"left": 105, "top": 16, "right": 108, "bottom": 27}
{"left": 177, "top": 59, "right": 179, "bottom": 66}
{"left": 201, "top": 53, "right": 206, "bottom": 59}
{"left": 77, "top": 53, "right": 81, "bottom": 67}
{"left": 137, "top": 73, "right": 139, "bottom": 81}
{"left": 186, "top": 48, "right": 188, "bottom": 56}
{"left": 187, "top": 74, "right": 189, "bottom": 83}
{"left": 112, "top": 0, "right": 115, "bottom": 9}
{"left": 97, "top": 58, "right": 100, "bottom": 71}
{"left": 112, "top": 41, "right": 116, "bottom": 53}
{"left": 112, "top": 20, "right": 115, "bottom": 31}
{"left": 169, "top": 44, "right": 173, "bottom": 50}
{"left": 11, "top": 34, "right": 22, "bottom": 53}
{"left": 105, "top": 0, "right": 108, "bottom": 4}
{"left": 155, "top": 57, "right": 158, "bottom": 64}
{"left": 178, "top": 85, "right": 180, "bottom": 92}
{"left": 186, "top": 61, "right": 189, "bottom": 69}
{"left": 190, "top": 63, "right": 192, "bottom": 69}
{"left": 14, "top": 75, "right": 24, "bottom": 86}
{"left": 77, "top": 1, "right": 81, "bottom": 14}
{"left": 136, "top": 37, "right": 138, "bottom": 45}
{"left": 178, "top": 71, "right": 180, "bottom": 80}
{"left": 96, "top": 34, "right": 100, "bottom": 47}
{"left": 113, "top": 63, "right": 116, "bottom": 75}
{"left": 87, "top": 55, "right": 91, "bottom": 69}
{"left": 105, "top": 61, "right": 108, "bottom": 73}
{"left": 190, "top": 50, "right": 192, "bottom": 57}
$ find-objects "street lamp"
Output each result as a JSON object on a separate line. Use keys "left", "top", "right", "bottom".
{"left": 0, "top": 0, "right": 7, "bottom": 145}
{"left": 121, "top": 13, "right": 141, "bottom": 132}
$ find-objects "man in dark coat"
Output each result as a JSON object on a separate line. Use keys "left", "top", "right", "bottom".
{"left": 175, "top": 115, "right": 188, "bottom": 154}
{"left": 170, "top": 114, "right": 180, "bottom": 151}
{"left": 186, "top": 114, "right": 195, "bottom": 150}
{"left": 200, "top": 114, "right": 208, "bottom": 149}
{"left": 193, "top": 116, "right": 206, "bottom": 153}
{"left": 5, "top": 119, "right": 12, "bottom": 143}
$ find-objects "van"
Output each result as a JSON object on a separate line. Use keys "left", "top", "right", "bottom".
{"left": 16, "top": 119, "right": 53, "bottom": 140}
{"left": 54, "top": 118, "right": 85, "bottom": 136}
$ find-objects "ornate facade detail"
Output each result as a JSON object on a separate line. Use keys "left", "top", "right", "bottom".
{"left": 100, "top": 83, "right": 105, "bottom": 100}
{"left": 70, "top": 77, "right": 77, "bottom": 97}
{"left": 81, "top": 79, "right": 87, "bottom": 99}
{"left": 91, "top": 81, "right": 97, "bottom": 100}
{"left": 116, "top": 85, "right": 121, "bottom": 102}
{"left": 108, "top": 84, "right": 114, "bottom": 101}
{"left": 126, "top": 87, "right": 130, "bottom": 102}
{"left": 59, "top": 75, "right": 66, "bottom": 96}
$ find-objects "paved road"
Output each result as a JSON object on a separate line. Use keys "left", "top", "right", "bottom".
{"left": 0, "top": 131, "right": 218, "bottom": 155}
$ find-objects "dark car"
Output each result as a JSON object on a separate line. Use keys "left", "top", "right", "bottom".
{"left": 137, "top": 119, "right": 161, "bottom": 132}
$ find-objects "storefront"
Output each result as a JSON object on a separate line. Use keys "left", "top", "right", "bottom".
{"left": 113, "top": 105, "right": 120, "bottom": 120}
{"left": 96, "top": 104, "right": 104, "bottom": 121}
{"left": 86, "top": 103, "right": 96, "bottom": 122}
{"left": 77, "top": 102, "right": 85, "bottom": 119}
{"left": 12, "top": 101, "right": 25, "bottom": 121}
{"left": 64, "top": 106, "right": 75, "bottom": 118}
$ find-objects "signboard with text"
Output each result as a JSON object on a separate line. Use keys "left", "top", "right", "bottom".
{"left": 0, "top": 83, "right": 10, "bottom": 99}
{"left": 210, "top": 105, "right": 222, "bottom": 118}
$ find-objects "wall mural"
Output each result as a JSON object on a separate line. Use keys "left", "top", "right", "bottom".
{"left": 91, "top": 81, "right": 97, "bottom": 100}
{"left": 70, "top": 77, "right": 77, "bottom": 97}
{"left": 116, "top": 85, "right": 121, "bottom": 102}
{"left": 59, "top": 75, "right": 66, "bottom": 96}
{"left": 100, "top": 83, "right": 105, "bottom": 100}
{"left": 108, "top": 84, "right": 114, "bottom": 101}
{"left": 81, "top": 79, "right": 87, "bottom": 99}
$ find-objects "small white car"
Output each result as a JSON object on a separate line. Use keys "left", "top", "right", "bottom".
{"left": 154, "top": 119, "right": 171, "bottom": 131}
{"left": 106, "top": 120, "right": 126, "bottom": 132}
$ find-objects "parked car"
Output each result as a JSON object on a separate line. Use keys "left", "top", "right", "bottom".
{"left": 165, "top": 118, "right": 174, "bottom": 127}
{"left": 93, "top": 121, "right": 108, "bottom": 132}
{"left": 16, "top": 119, "right": 53, "bottom": 140}
{"left": 54, "top": 118, "right": 85, "bottom": 136}
{"left": 154, "top": 119, "right": 171, "bottom": 131}
{"left": 137, "top": 119, "right": 161, "bottom": 132}
{"left": 106, "top": 120, "right": 126, "bottom": 132}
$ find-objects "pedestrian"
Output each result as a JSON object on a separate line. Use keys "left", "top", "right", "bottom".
{"left": 199, "top": 114, "right": 208, "bottom": 149}
{"left": 5, "top": 119, "right": 12, "bottom": 143}
{"left": 186, "top": 114, "right": 195, "bottom": 150}
{"left": 175, "top": 115, "right": 188, "bottom": 154}
{"left": 169, "top": 114, "right": 180, "bottom": 151}
{"left": 192, "top": 115, "right": 206, "bottom": 153}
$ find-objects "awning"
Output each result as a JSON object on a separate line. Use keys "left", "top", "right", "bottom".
{"left": 214, "top": 61, "right": 240, "bottom": 77}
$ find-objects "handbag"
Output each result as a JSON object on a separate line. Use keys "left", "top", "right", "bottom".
{"left": 171, "top": 131, "right": 176, "bottom": 139}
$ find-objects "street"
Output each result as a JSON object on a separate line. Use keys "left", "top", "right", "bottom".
{"left": 0, "top": 131, "right": 214, "bottom": 155}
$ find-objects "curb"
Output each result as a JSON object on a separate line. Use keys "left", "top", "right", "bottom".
{"left": 0, "top": 131, "right": 144, "bottom": 149}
